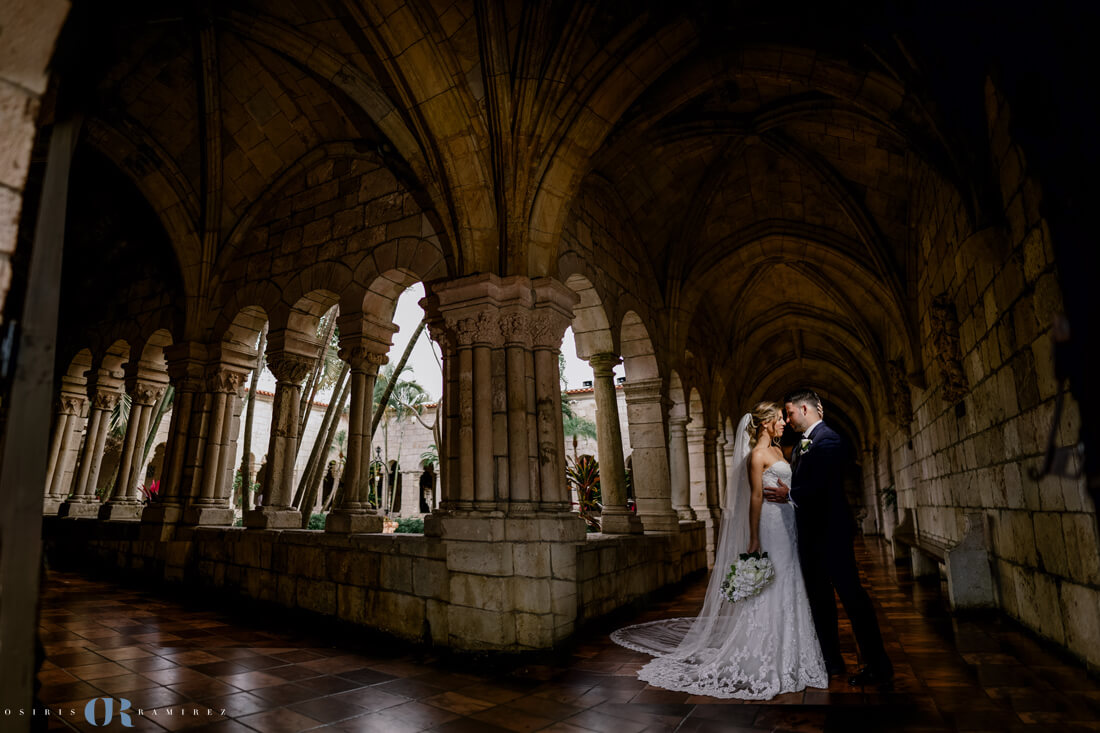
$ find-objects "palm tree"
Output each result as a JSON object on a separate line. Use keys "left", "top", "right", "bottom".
{"left": 563, "top": 409, "right": 598, "bottom": 462}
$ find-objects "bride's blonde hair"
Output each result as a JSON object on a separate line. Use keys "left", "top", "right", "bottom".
{"left": 747, "top": 401, "right": 781, "bottom": 448}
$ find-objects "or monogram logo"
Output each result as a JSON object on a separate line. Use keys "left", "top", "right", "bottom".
{"left": 84, "top": 698, "right": 134, "bottom": 727}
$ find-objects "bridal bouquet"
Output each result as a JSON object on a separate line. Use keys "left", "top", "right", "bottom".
{"left": 720, "top": 551, "right": 776, "bottom": 603}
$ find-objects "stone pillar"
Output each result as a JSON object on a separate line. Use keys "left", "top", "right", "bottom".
{"left": 100, "top": 380, "right": 166, "bottom": 521}
{"left": 246, "top": 347, "right": 312, "bottom": 528}
{"left": 702, "top": 427, "right": 722, "bottom": 563}
{"left": 668, "top": 415, "right": 694, "bottom": 519}
{"left": 327, "top": 336, "right": 388, "bottom": 534}
{"left": 180, "top": 366, "right": 248, "bottom": 526}
{"left": 716, "top": 433, "right": 728, "bottom": 510}
{"left": 60, "top": 387, "right": 120, "bottom": 518}
{"left": 687, "top": 424, "right": 719, "bottom": 564}
{"left": 421, "top": 274, "right": 585, "bottom": 650}
{"left": 622, "top": 378, "right": 678, "bottom": 532}
{"left": 142, "top": 343, "right": 206, "bottom": 525}
{"left": 43, "top": 392, "right": 86, "bottom": 514}
{"left": 590, "top": 353, "right": 642, "bottom": 534}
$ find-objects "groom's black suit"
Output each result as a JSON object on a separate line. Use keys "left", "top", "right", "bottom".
{"left": 790, "top": 422, "right": 891, "bottom": 676}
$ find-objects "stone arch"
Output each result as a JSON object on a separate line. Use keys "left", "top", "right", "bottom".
{"left": 753, "top": 360, "right": 876, "bottom": 443}
{"left": 210, "top": 281, "right": 283, "bottom": 346}
{"left": 668, "top": 370, "right": 688, "bottom": 421}
{"left": 620, "top": 311, "right": 660, "bottom": 382}
{"left": 563, "top": 273, "right": 615, "bottom": 359}
{"left": 283, "top": 289, "right": 342, "bottom": 343}
{"left": 81, "top": 117, "right": 203, "bottom": 302}
{"left": 353, "top": 237, "right": 449, "bottom": 318}
{"left": 221, "top": 306, "right": 270, "bottom": 357}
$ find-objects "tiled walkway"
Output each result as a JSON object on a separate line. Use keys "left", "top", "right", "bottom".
{"left": 34, "top": 539, "right": 1100, "bottom": 732}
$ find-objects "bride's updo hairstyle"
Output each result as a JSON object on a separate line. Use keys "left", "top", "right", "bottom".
{"left": 747, "top": 401, "right": 781, "bottom": 448}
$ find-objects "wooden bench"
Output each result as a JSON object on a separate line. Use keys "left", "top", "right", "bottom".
{"left": 892, "top": 509, "right": 996, "bottom": 610}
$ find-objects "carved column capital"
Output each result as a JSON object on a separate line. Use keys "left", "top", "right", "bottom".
{"left": 92, "top": 389, "right": 122, "bottom": 411}
{"left": 589, "top": 353, "right": 622, "bottom": 377}
{"left": 498, "top": 310, "right": 530, "bottom": 347}
{"left": 131, "top": 381, "right": 167, "bottom": 407}
{"left": 208, "top": 368, "right": 246, "bottom": 396}
{"left": 668, "top": 414, "right": 691, "bottom": 429}
{"left": 266, "top": 352, "right": 314, "bottom": 385}
{"left": 58, "top": 394, "right": 86, "bottom": 416}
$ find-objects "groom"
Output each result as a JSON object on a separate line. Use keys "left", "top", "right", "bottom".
{"left": 766, "top": 388, "right": 893, "bottom": 688}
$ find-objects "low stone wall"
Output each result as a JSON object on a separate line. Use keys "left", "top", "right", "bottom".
{"left": 43, "top": 517, "right": 708, "bottom": 651}
{"left": 577, "top": 520, "right": 706, "bottom": 621}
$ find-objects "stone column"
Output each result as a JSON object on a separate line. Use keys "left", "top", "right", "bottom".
{"left": 180, "top": 367, "right": 246, "bottom": 525}
{"left": 590, "top": 353, "right": 642, "bottom": 534}
{"left": 529, "top": 283, "right": 574, "bottom": 511}
{"left": 702, "top": 427, "right": 722, "bottom": 563}
{"left": 622, "top": 378, "right": 678, "bottom": 532}
{"left": 142, "top": 343, "right": 206, "bottom": 525}
{"left": 327, "top": 340, "right": 386, "bottom": 533}
{"left": 43, "top": 392, "right": 86, "bottom": 514}
{"left": 716, "top": 433, "right": 728, "bottom": 510}
{"left": 421, "top": 274, "right": 585, "bottom": 650}
{"left": 60, "top": 388, "right": 120, "bottom": 518}
{"left": 668, "top": 415, "right": 694, "bottom": 519}
{"left": 246, "top": 350, "right": 311, "bottom": 528}
{"left": 100, "top": 380, "right": 166, "bottom": 521}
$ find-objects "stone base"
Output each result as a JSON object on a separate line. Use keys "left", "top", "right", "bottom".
{"left": 57, "top": 499, "right": 100, "bottom": 518}
{"left": 945, "top": 512, "right": 995, "bottom": 610}
{"left": 325, "top": 511, "right": 383, "bottom": 534}
{"left": 244, "top": 506, "right": 302, "bottom": 529}
{"left": 99, "top": 501, "right": 144, "bottom": 521}
{"left": 637, "top": 509, "right": 680, "bottom": 533}
{"left": 599, "top": 508, "right": 644, "bottom": 534}
{"left": 675, "top": 506, "right": 697, "bottom": 520}
{"left": 43, "top": 497, "right": 64, "bottom": 515}
{"left": 141, "top": 503, "right": 184, "bottom": 525}
{"left": 182, "top": 505, "right": 235, "bottom": 526}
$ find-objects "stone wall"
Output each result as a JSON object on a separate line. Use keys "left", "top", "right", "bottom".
{"left": 887, "top": 78, "right": 1099, "bottom": 668}
{"left": 43, "top": 517, "right": 707, "bottom": 652}
{"left": 577, "top": 520, "right": 706, "bottom": 622}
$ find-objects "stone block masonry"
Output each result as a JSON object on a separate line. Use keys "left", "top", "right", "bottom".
{"left": 41, "top": 517, "right": 706, "bottom": 653}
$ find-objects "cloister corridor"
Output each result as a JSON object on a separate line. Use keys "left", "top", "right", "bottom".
{"left": 2, "top": 1, "right": 1099, "bottom": 732}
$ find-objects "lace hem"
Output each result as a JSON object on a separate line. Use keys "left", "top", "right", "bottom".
{"left": 636, "top": 659, "right": 828, "bottom": 700}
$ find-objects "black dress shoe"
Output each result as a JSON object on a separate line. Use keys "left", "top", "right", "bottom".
{"left": 826, "top": 662, "right": 847, "bottom": 676}
{"left": 848, "top": 666, "right": 894, "bottom": 689}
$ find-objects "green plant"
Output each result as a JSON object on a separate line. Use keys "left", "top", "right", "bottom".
{"left": 566, "top": 454, "right": 601, "bottom": 530}
{"left": 395, "top": 517, "right": 425, "bottom": 533}
{"left": 420, "top": 444, "right": 438, "bottom": 468}
{"left": 880, "top": 484, "right": 897, "bottom": 510}
{"left": 307, "top": 512, "right": 327, "bottom": 530}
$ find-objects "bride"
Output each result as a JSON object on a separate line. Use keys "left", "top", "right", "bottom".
{"left": 611, "top": 402, "right": 828, "bottom": 699}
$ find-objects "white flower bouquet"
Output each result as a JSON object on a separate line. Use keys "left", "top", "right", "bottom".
{"left": 720, "top": 551, "right": 776, "bottom": 603}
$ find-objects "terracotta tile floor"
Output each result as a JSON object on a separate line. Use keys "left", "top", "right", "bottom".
{"left": 34, "top": 539, "right": 1100, "bottom": 732}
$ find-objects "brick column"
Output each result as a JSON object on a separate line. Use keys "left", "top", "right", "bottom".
{"left": 702, "top": 427, "right": 722, "bottom": 564}
{"left": 590, "top": 353, "right": 642, "bottom": 534}
{"left": 246, "top": 349, "right": 312, "bottom": 528}
{"left": 60, "top": 387, "right": 120, "bottom": 518}
{"left": 668, "top": 415, "right": 694, "bottom": 519}
{"left": 622, "top": 378, "right": 678, "bottom": 532}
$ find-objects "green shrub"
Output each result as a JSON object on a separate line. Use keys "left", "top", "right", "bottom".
{"left": 307, "top": 513, "right": 327, "bottom": 530}
{"left": 395, "top": 517, "right": 425, "bottom": 534}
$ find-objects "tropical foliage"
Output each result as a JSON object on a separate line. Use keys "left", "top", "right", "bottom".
{"left": 566, "top": 454, "right": 602, "bottom": 530}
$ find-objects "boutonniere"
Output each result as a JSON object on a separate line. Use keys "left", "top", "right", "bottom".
{"left": 798, "top": 438, "right": 813, "bottom": 455}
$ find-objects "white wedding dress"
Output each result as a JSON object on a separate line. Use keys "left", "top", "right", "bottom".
{"left": 611, "top": 415, "right": 828, "bottom": 699}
